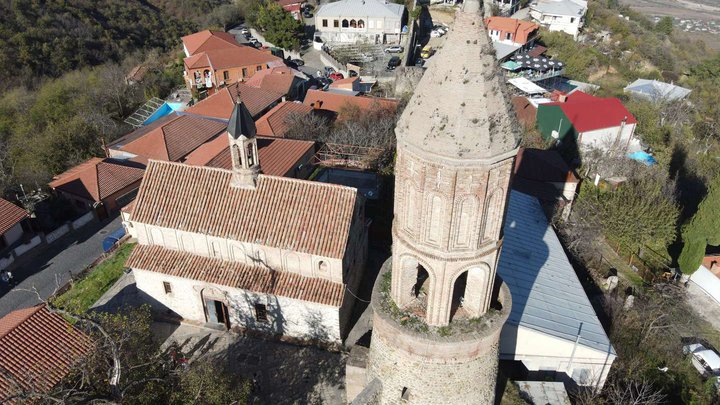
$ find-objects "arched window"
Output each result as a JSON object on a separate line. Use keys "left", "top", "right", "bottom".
{"left": 246, "top": 143, "right": 255, "bottom": 166}
{"left": 482, "top": 190, "right": 504, "bottom": 242}
{"left": 427, "top": 195, "right": 444, "bottom": 244}
{"left": 318, "top": 261, "right": 329, "bottom": 272}
{"left": 358, "top": 19, "right": 365, "bottom": 28}
{"left": 232, "top": 144, "right": 241, "bottom": 167}
{"left": 349, "top": 19, "right": 357, "bottom": 28}
{"left": 450, "top": 272, "right": 467, "bottom": 321}
{"left": 342, "top": 19, "right": 349, "bottom": 28}
{"left": 404, "top": 184, "right": 417, "bottom": 233}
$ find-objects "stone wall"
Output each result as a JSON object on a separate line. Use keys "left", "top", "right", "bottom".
{"left": 393, "top": 67, "right": 425, "bottom": 98}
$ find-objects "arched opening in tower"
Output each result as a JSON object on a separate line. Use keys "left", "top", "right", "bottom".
{"left": 450, "top": 271, "right": 468, "bottom": 321}
{"left": 413, "top": 265, "right": 429, "bottom": 298}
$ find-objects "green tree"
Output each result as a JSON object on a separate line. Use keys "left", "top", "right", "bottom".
{"left": 679, "top": 175, "right": 720, "bottom": 273}
{"left": 655, "top": 16, "right": 673, "bottom": 36}
{"left": 255, "top": 3, "right": 304, "bottom": 50}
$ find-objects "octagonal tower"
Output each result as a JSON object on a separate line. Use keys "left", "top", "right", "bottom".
{"left": 365, "top": 0, "right": 519, "bottom": 402}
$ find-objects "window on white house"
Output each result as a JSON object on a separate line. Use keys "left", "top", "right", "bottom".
{"left": 322, "top": 19, "right": 328, "bottom": 27}
{"left": 505, "top": 32, "right": 512, "bottom": 40}
{"left": 570, "top": 17, "right": 575, "bottom": 23}
{"left": 163, "top": 282, "right": 172, "bottom": 294}
{"left": 255, "top": 303, "right": 268, "bottom": 322}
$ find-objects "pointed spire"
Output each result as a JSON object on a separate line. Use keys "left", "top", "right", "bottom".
{"left": 227, "top": 91, "right": 256, "bottom": 139}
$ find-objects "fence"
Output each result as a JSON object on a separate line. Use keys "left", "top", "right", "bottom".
{"left": 45, "top": 224, "right": 70, "bottom": 244}
{"left": 72, "top": 211, "right": 94, "bottom": 229}
{"left": 13, "top": 235, "right": 42, "bottom": 256}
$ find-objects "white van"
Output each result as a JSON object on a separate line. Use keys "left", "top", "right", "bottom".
{"left": 684, "top": 343, "right": 720, "bottom": 377}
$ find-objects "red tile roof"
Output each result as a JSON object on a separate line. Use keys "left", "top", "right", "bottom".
{"left": 127, "top": 245, "right": 345, "bottom": 307}
{"left": 545, "top": 91, "right": 637, "bottom": 132}
{"left": 303, "top": 89, "right": 398, "bottom": 118}
{"left": 111, "top": 115, "right": 228, "bottom": 162}
{"left": 244, "top": 66, "right": 305, "bottom": 97}
{"left": 131, "top": 160, "right": 358, "bottom": 259}
{"left": 184, "top": 82, "right": 283, "bottom": 120}
{"left": 49, "top": 158, "right": 146, "bottom": 203}
{"left": 181, "top": 30, "right": 242, "bottom": 56}
{"left": 484, "top": 17, "right": 539, "bottom": 45}
{"left": 184, "top": 135, "right": 315, "bottom": 177}
{"left": 329, "top": 77, "right": 360, "bottom": 90}
{"left": 276, "top": 0, "right": 305, "bottom": 6}
{"left": 255, "top": 101, "right": 313, "bottom": 137}
{"left": 184, "top": 47, "right": 282, "bottom": 70}
{"left": 0, "top": 198, "right": 27, "bottom": 236}
{"left": 0, "top": 305, "right": 90, "bottom": 400}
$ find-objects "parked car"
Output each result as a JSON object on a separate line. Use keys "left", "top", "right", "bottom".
{"left": 303, "top": 11, "right": 313, "bottom": 18}
{"left": 324, "top": 66, "right": 336, "bottom": 76}
{"left": 684, "top": 343, "right": 720, "bottom": 378}
{"left": 348, "top": 70, "right": 359, "bottom": 77}
{"left": 252, "top": 42, "right": 263, "bottom": 48}
{"left": 387, "top": 56, "right": 401, "bottom": 71}
{"left": 329, "top": 72, "right": 344, "bottom": 81}
{"left": 432, "top": 24, "right": 448, "bottom": 33}
{"left": 430, "top": 29, "right": 445, "bottom": 38}
{"left": 385, "top": 45, "right": 404, "bottom": 53}
{"left": 420, "top": 46, "right": 434, "bottom": 58}
{"left": 415, "top": 58, "right": 425, "bottom": 67}
{"left": 291, "top": 58, "right": 305, "bottom": 66}
{"left": 240, "top": 27, "right": 249, "bottom": 35}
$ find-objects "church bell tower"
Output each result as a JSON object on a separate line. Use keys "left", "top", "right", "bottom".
{"left": 364, "top": 0, "right": 520, "bottom": 403}
{"left": 227, "top": 99, "right": 260, "bottom": 189}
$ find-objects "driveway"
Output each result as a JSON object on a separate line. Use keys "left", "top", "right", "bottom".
{"left": 0, "top": 215, "right": 122, "bottom": 317}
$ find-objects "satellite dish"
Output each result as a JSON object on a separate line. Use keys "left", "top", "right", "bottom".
{"left": 551, "top": 130, "right": 560, "bottom": 139}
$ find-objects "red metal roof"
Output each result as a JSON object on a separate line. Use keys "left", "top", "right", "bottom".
{"left": 184, "top": 83, "right": 283, "bottom": 120}
{"left": 127, "top": 244, "right": 345, "bottom": 307}
{"left": 48, "top": 158, "right": 146, "bottom": 203}
{"left": 0, "top": 305, "right": 90, "bottom": 400}
{"left": 181, "top": 30, "right": 242, "bottom": 56}
{"left": 0, "top": 198, "right": 27, "bottom": 236}
{"left": 546, "top": 91, "right": 637, "bottom": 132}
{"left": 131, "top": 160, "right": 358, "bottom": 259}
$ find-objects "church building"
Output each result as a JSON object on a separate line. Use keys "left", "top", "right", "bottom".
{"left": 123, "top": 100, "right": 368, "bottom": 344}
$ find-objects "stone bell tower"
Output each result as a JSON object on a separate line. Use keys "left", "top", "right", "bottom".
{"left": 364, "top": 0, "right": 519, "bottom": 402}
{"left": 228, "top": 99, "right": 260, "bottom": 189}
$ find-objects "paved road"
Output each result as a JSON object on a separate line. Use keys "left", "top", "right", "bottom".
{"left": 0, "top": 216, "right": 122, "bottom": 317}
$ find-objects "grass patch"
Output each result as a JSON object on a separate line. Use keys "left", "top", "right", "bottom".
{"left": 52, "top": 243, "right": 135, "bottom": 315}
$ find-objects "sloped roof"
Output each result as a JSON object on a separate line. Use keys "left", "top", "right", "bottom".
{"left": 316, "top": 0, "right": 404, "bottom": 19}
{"left": 0, "top": 198, "right": 27, "bottom": 236}
{"left": 624, "top": 79, "right": 692, "bottom": 101}
{"left": 0, "top": 305, "right": 90, "bottom": 400}
{"left": 181, "top": 30, "right": 243, "bottom": 56}
{"left": 395, "top": 0, "right": 519, "bottom": 161}
{"left": 244, "top": 66, "right": 304, "bottom": 96}
{"left": 127, "top": 245, "right": 345, "bottom": 306}
{"left": 111, "top": 114, "right": 228, "bottom": 162}
{"left": 255, "top": 101, "right": 313, "bottom": 137}
{"left": 531, "top": 0, "right": 586, "bottom": 17}
{"left": 185, "top": 135, "right": 315, "bottom": 177}
{"left": 303, "top": 89, "right": 398, "bottom": 117}
{"left": 514, "top": 148, "right": 578, "bottom": 183}
{"left": 497, "top": 191, "right": 614, "bottom": 354}
{"left": 183, "top": 82, "right": 283, "bottom": 120}
{"left": 184, "top": 47, "right": 282, "bottom": 70}
{"left": 485, "top": 16, "right": 539, "bottom": 39}
{"left": 130, "top": 160, "right": 358, "bottom": 259}
{"left": 48, "top": 158, "right": 146, "bottom": 203}
{"left": 543, "top": 91, "right": 637, "bottom": 132}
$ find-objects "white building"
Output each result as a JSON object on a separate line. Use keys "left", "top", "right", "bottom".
{"left": 314, "top": 0, "right": 407, "bottom": 44}
{"left": 491, "top": 0, "right": 521, "bottom": 15}
{"left": 123, "top": 101, "right": 368, "bottom": 344}
{"left": 529, "top": 0, "right": 587, "bottom": 39}
{"left": 498, "top": 191, "right": 616, "bottom": 389}
{"left": 624, "top": 79, "right": 692, "bottom": 103}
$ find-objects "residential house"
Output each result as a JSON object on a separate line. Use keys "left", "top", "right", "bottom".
{"left": 0, "top": 304, "right": 89, "bottom": 401}
{"left": 183, "top": 46, "right": 284, "bottom": 96}
{"left": 624, "top": 79, "right": 692, "bottom": 102}
{"left": 181, "top": 30, "right": 244, "bottom": 58}
{"left": 328, "top": 77, "right": 363, "bottom": 94}
{"left": 485, "top": 17, "right": 539, "bottom": 47}
{"left": 184, "top": 131, "right": 316, "bottom": 178}
{"left": 0, "top": 198, "right": 28, "bottom": 251}
{"left": 243, "top": 66, "right": 310, "bottom": 101}
{"left": 123, "top": 101, "right": 368, "bottom": 343}
{"left": 303, "top": 89, "right": 398, "bottom": 120}
{"left": 536, "top": 91, "right": 637, "bottom": 151}
{"left": 498, "top": 190, "right": 616, "bottom": 388}
{"left": 48, "top": 158, "right": 146, "bottom": 219}
{"left": 254, "top": 101, "right": 314, "bottom": 138}
{"left": 490, "top": 0, "right": 521, "bottom": 15}
{"left": 512, "top": 147, "right": 580, "bottom": 219}
{"left": 277, "top": 0, "right": 306, "bottom": 20}
{"left": 529, "top": 0, "right": 587, "bottom": 40}
{"left": 183, "top": 82, "right": 284, "bottom": 121}
{"left": 314, "top": 0, "right": 407, "bottom": 44}
{"left": 689, "top": 255, "right": 720, "bottom": 304}
{"left": 108, "top": 114, "right": 228, "bottom": 163}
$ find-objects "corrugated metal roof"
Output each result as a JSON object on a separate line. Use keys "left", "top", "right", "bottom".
{"left": 498, "top": 190, "right": 614, "bottom": 354}
{"left": 316, "top": 0, "right": 404, "bottom": 19}
{"left": 624, "top": 79, "right": 692, "bottom": 101}
{"left": 128, "top": 244, "right": 345, "bottom": 306}
{"left": 531, "top": 0, "right": 586, "bottom": 17}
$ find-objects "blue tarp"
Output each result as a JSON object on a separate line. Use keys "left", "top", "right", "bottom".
{"left": 627, "top": 151, "right": 657, "bottom": 166}
{"left": 102, "top": 227, "right": 126, "bottom": 252}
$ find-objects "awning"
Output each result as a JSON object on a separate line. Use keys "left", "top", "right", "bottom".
{"left": 508, "top": 77, "right": 547, "bottom": 95}
{"left": 501, "top": 61, "right": 522, "bottom": 71}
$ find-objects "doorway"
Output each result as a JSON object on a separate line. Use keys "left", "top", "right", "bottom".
{"left": 206, "top": 299, "right": 230, "bottom": 329}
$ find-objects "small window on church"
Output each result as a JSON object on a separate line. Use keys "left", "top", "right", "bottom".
{"left": 401, "top": 387, "right": 410, "bottom": 401}
{"left": 247, "top": 144, "right": 255, "bottom": 166}
{"left": 255, "top": 303, "right": 268, "bottom": 322}
{"left": 163, "top": 281, "right": 172, "bottom": 294}
{"left": 318, "top": 261, "right": 328, "bottom": 272}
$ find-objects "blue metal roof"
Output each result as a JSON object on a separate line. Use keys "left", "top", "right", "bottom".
{"left": 498, "top": 190, "right": 615, "bottom": 355}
